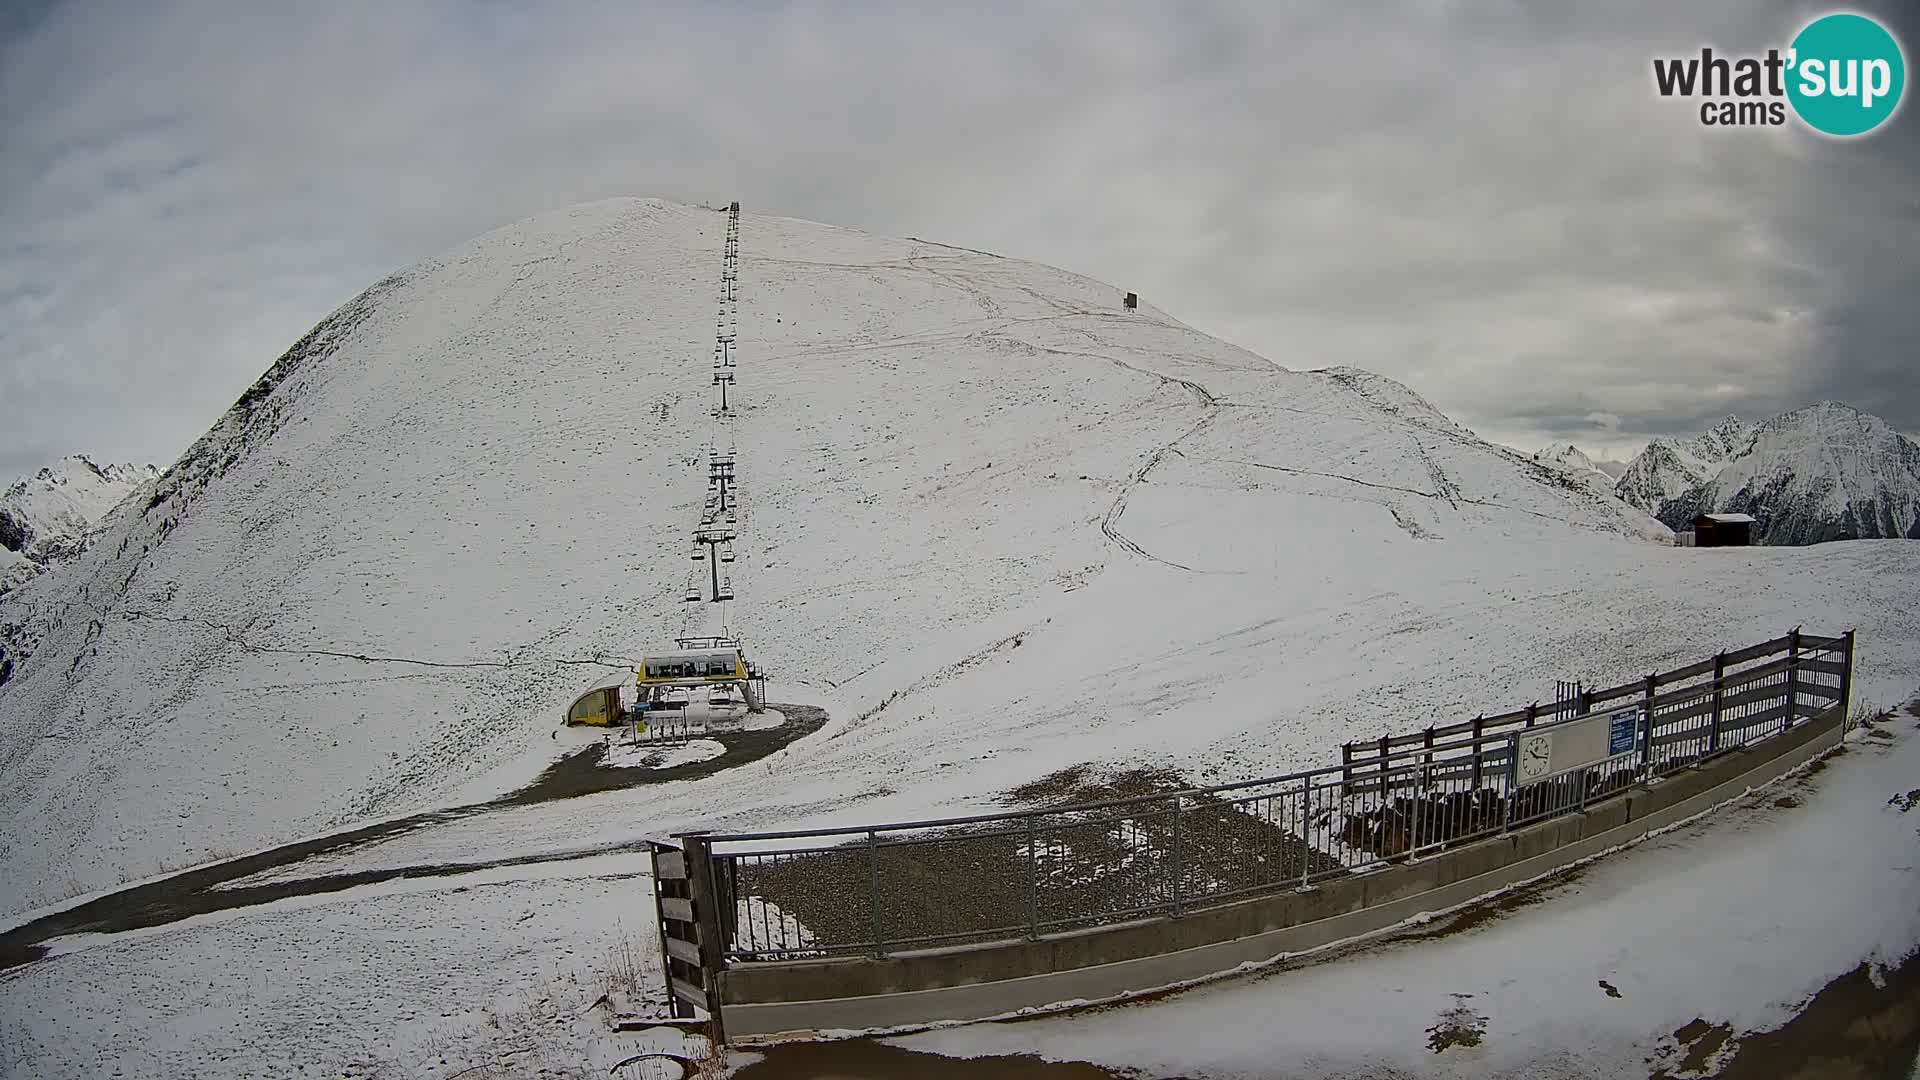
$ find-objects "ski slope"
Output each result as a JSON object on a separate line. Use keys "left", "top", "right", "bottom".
{"left": 1, "top": 197, "right": 1916, "bottom": 929}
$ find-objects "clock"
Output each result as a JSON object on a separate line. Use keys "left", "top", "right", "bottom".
{"left": 1517, "top": 733, "right": 1553, "bottom": 783}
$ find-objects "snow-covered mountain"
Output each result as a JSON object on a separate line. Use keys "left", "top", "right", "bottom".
{"left": 1613, "top": 416, "right": 1756, "bottom": 516}
{"left": 0, "top": 456, "right": 158, "bottom": 594}
{"left": 3, "top": 197, "right": 1918, "bottom": 1079}
{"left": 0, "top": 197, "right": 1911, "bottom": 933}
{"left": 1652, "top": 402, "right": 1920, "bottom": 544}
{"left": 1530, "top": 443, "right": 1626, "bottom": 491}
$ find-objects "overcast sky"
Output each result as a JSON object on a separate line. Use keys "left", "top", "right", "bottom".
{"left": 2, "top": 0, "right": 1915, "bottom": 480}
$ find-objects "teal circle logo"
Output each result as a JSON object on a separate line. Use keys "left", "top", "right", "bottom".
{"left": 1787, "top": 12, "right": 1906, "bottom": 136}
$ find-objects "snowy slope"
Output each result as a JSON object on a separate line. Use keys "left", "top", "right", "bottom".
{"left": 1613, "top": 415, "right": 1755, "bottom": 515}
{"left": 1659, "top": 402, "right": 1920, "bottom": 544}
{"left": 0, "top": 198, "right": 1907, "bottom": 926}
{"left": 0, "top": 546, "right": 33, "bottom": 598}
{"left": 0, "top": 456, "right": 158, "bottom": 594}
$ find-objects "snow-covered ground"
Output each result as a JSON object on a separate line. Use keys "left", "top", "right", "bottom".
{"left": 0, "top": 197, "right": 1916, "bottom": 1076}
{"left": 601, "top": 736, "right": 726, "bottom": 770}
{"left": 4, "top": 710, "right": 1913, "bottom": 1078}
{"left": 1, "top": 852, "right": 676, "bottom": 1078}
{"left": 5, "top": 198, "right": 1912, "bottom": 918}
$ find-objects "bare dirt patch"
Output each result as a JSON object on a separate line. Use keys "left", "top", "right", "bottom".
{"left": 1425, "top": 994, "right": 1489, "bottom": 1053}
{"left": 725, "top": 765, "right": 1345, "bottom": 959}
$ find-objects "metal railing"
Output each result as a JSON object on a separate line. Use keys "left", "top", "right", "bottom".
{"left": 626, "top": 708, "right": 706, "bottom": 746}
{"left": 676, "top": 630, "right": 1851, "bottom": 964}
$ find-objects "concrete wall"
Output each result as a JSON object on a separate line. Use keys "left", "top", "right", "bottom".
{"left": 721, "top": 706, "right": 1844, "bottom": 1039}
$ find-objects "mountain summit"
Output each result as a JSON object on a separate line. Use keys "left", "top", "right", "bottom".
{"left": 0, "top": 456, "right": 159, "bottom": 594}
{"left": 0, "top": 197, "right": 1773, "bottom": 913}
{"left": 1613, "top": 415, "right": 1757, "bottom": 517}
{"left": 1641, "top": 402, "right": 1920, "bottom": 544}
{"left": 1531, "top": 443, "right": 1628, "bottom": 488}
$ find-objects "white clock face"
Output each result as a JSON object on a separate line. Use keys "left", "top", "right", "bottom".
{"left": 1518, "top": 734, "right": 1552, "bottom": 781}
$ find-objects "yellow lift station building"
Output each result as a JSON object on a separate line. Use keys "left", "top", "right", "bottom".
{"left": 564, "top": 642, "right": 766, "bottom": 726}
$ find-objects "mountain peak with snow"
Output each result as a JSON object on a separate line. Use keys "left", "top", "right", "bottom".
{"left": 1691, "top": 414, "right": 1755, "bottom": 458}
{"left": 1616, "top": 403, "right": 1920, "bottom": 543}
{"left": 0, "top": 196, "right": 1680, "bottom": 914}
{"left": 0, "top": 455, "right": 160, "bottom": 594}
{"left": 1530, "top": 442, "right": 1629, "bottom": 484}
{"left": 1534, "top": 442, "right": 1597, "bottom": 470}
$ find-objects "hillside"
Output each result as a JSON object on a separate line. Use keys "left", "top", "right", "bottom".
{"left": 0, "top": 457, "right": 158, "bottom": 595}
{"left": 0, "top": 198, "right": 1913, "bottom": 924}
{"left": 1618, "top": 405, "right": 1920, "bottom": 544}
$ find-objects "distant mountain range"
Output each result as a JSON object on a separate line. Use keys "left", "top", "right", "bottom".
{"left": 0, "top": 456, "right": 159, "bottom": 595}
{"left": 1530, "top": 443, "right": 1629, "bottom": 487}
{"left": 1582, "top": 404, "right": 1920, "bottom": 545}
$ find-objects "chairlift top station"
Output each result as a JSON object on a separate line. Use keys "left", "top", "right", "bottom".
{"left": 564, "top": 638, "right": 768, "bottom": 726}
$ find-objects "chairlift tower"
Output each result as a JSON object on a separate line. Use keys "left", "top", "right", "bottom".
{"left": 708, "top": 453, "right": 737, "bottom": 513}
{"left": 693, "top": 524, "right": 737, "bottom": 602}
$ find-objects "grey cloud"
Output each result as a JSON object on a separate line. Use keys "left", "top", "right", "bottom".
{"left": 0, "top": 0, "right": 1915, "bottom": 478}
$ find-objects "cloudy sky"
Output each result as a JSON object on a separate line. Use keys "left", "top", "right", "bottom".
{"left": 1, "top": 0, "right": 1915, "bottom": 480}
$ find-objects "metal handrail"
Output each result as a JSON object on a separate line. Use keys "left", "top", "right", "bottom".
{"left": 678, "top": 629, "right": 1852, "bottom": 964}
{"left": 704, "top": 631, "right": 1843, "bottom": 848}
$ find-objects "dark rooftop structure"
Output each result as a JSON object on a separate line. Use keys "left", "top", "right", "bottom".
{"left": 1692, "top": 512, "right": 1756, "bottom": 547}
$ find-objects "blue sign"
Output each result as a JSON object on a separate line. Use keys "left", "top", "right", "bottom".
{"left": 1608, "top": 707, "right": 1639, "bottom": 756}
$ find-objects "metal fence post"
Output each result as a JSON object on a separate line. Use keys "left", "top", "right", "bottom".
{"left": 1502, "top": 733, "right": 1517, "bottom": 832}
{"left": 1299, "top": 782, "right": 1313, "bottom": 888}
{"left": 866, "top": 830, "right": 885, "bottom": 958}
{"left": 1470, "top": 715, "right": 1485, "bottom": 790}
{"left": 1839, "top": 629, "right": 1856, "bottom": 727}
{"left": 647, "top": 842, "right": 680, "bottom": 1018}
{"left": 1784, "top": 627, "right": 1801, "bottom": 729}
{"left": 1639, "top": 674, "right": 1657, "bottom": 779}
{"left": 682, "top": 833, "right": 728, "bottom": 1045}
{"left": 1024, "top": 817, "right": 1039, "bottom": 940}
{"left": 1169, "top": 796, "right": 1185, "bottom": 917}
{"left": 1421, "top": 726, "right": 1435, "bottom": 790}
{"left": 1707, "top": 652, "right": 1726, "bottom": 755}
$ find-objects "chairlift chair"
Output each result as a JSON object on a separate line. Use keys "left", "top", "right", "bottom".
{"left": 683, "top": 588, "right": 702, "bottom": 603}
